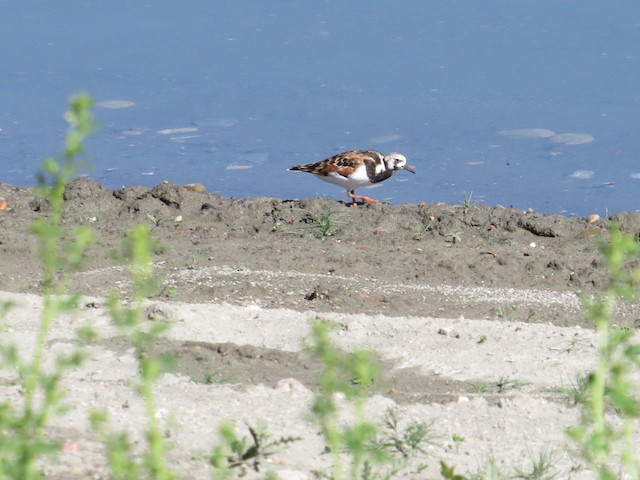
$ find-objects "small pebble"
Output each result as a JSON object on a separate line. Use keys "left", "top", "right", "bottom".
{"left": 0, "top": 197, "right": 7, "bottom": 211}
{"left": 586, "top": 213, "right": 600, "bottom": 223}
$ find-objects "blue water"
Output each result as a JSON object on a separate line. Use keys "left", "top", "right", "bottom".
{"left": 2, "top": 1, "right": 639, "bottom": 216}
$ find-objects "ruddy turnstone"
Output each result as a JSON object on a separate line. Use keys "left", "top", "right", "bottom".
{"left": 289, "top": 149, "right": 415, "bottom": 205}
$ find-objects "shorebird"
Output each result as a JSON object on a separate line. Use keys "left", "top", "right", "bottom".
{"left": 289, "top": 149, "right": 415, "bottom": 205}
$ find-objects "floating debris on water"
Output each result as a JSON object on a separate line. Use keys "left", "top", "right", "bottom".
{"left": 630, "top": 173, "right": 640, "bottom": 180}
{"left": 169, "top": 135, "right": 200, "bottom": 142}
{"left": 96, "top": 99, "right": 136, "bottom": 109}
{"left": 500, "top": 129, "right": 595, "bottom": 145}
{"left": 122, "top": 127, "right": 149, "bottom": 136}
{"left": 368, "top": 134, "right": 401, "bottom": 144}
{"left": 157, "top": 127, "right": 198, "bottom": 135}
{"left": 548, "top": 133, "right": 594, "bottom": 145}
{"left": 226, "top": 165, "right": 253, "bottom": 170}
{"left": 141, "top": 171, "right": 155, "bottom": 176}
{"left": 213, "top": 119, "right": 239, "bottom": 127}
{"left": 570, "top": 170, "right": 594, "bottom": 180}
{"left": 498, "top": 128, "right": 556, "bottom": 139}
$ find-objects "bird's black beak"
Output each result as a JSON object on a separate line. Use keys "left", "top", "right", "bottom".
{"left": 403, "top": 165, "right": 416, "bottom": 174}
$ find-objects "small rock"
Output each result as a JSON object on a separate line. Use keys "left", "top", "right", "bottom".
{"left": 150, "top": 182, "right": 183, "bottom": 209}
{"left": 184, "top": 183, "right": 205, "bottom": 193}
{"left": 0, "top": 197, "right": 7, "bottom": 211}
{"left": 586, "top": 213, "right": 600, "bottom": 223}
{"left": 437, "top": 327, "right": 460, "bottom": 338}
{"left": 274, "top": 378, "right": 310, "bottom": 393}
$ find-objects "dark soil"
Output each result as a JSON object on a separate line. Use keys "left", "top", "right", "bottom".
{"left": 3, "top": 178, "right": 640, "bottom": 326}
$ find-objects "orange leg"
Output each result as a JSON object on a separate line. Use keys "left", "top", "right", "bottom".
{"left": 347, "top": 190, "right": 379, "bottom": 206}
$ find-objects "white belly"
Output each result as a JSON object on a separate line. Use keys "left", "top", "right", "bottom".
{"left": 319, "top": 169, "right": 371, "bottom": 190}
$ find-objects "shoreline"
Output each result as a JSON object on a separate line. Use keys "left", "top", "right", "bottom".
{"left": 1, "top": 178, "right": 639, "bottom": 478}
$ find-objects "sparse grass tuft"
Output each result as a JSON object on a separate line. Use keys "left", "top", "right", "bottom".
{"left": 413, "top": 212, "right": 436, "bottom": 240}
{"left": 285, "top": 206, "right": 348, "bottom": 237}
{"left": 210, "top": 421, "right": 300, "bottom": 478}
{"left": 455, "top": 191, "right": 477, "bottom": 214}
{"left": 466, "top": 454, "right": 506, "bottom": 480}
{"left": 471, "top": 376, "right": 528, "bottom": 394}
{"left": 512, "top": 445, "right": 560, "bottom": 480}
{"left": 445, "top": 231, "right": 462, "bottom": 244}
{"left": 554, "top": 373, "right": 592, "bottom": 405}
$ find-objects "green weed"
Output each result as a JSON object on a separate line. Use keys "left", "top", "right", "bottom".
{"left": 567, "top": 225, "right": 640, "bottom": 479}
{"left": 308, "top": 320, "right": 435, "bottom": 480}
{"left": 0, "top": 93, "right": 96, "bottom": 480}
{"left": 91, "top": 225, "right": 178, "bottom": 480}
{"left": 309, "top": 320, "right": 381, "bottom": 480}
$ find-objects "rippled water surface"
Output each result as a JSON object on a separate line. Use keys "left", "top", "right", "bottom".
{"left": 2, "top": 1, "right": 639, "bottom": 215}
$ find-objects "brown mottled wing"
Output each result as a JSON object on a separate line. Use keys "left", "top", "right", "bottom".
{"left": 290, "top": 150, "right": 382, "bottom": 178}
{"left": 351, "top": 150, "right": 384, "bottom": 163}
{"left": 320, "top": 151, "right": 368, "bottom": 177}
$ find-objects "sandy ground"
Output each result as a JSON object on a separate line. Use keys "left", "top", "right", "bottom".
{"left": 1, "top": 179, "right": 639, "bottom": 478}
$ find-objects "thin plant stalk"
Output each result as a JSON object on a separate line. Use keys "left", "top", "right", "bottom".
{"left": 12, "top": 93, "right": 96, "bottom": 479}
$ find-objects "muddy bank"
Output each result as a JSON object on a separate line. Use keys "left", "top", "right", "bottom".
{"left": 1, "top": 178, "right": 640, "bottom": 327}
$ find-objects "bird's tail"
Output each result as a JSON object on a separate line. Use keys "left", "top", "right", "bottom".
{"left": 288, "top": 164, "right": 314, "bottom": 172}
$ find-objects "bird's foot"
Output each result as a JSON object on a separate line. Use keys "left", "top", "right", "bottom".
{"left": 347, "top": 192, "right": 379, "bottom": 206}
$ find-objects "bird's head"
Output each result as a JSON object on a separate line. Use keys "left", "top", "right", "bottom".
{"left": 385, "top": 152, "right": 416, "bottom": 174}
